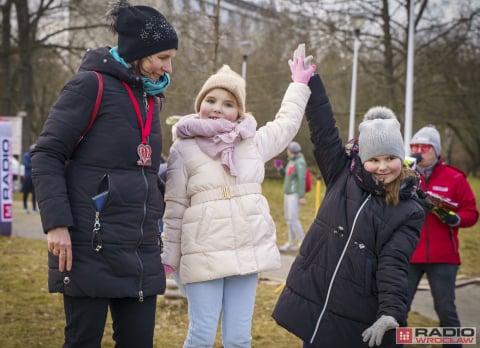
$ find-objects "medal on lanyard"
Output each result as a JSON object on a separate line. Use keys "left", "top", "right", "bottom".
{"left": 121, "top": 81, "right": 154, "bottom": 166}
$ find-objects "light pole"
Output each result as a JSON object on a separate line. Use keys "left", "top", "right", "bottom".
{"left": 347, "top": 14, "right": 366, "bottom": 141}
{"left": 404, "top": 0, "right": 415, "bottom": 154}
{"left": 240, "top": 40, "right": 254, "bottom": 81}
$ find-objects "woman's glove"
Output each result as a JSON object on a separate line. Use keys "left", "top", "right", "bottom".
{"left": 362, "top": 315, "right": 399, "bottom": 347}
{"left": 288, "top": 43, "right": 316, "bottom": 84}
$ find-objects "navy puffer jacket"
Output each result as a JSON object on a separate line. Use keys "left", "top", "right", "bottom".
{"left": 32, "top": 48, "right": 165, "bottom": 299}
{"left": 272, "top": 75, "right": 424, "bottom": 347}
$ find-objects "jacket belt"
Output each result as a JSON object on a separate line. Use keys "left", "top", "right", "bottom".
{"left": 190, "top": 183, "right": 262, "bottom": 205}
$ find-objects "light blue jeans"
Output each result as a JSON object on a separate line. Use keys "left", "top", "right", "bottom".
{"left": 284, "top": 193, "right": 304, "bottom": 243}
{"left": 183, "top": 273, "right": 258, "bottom": 348}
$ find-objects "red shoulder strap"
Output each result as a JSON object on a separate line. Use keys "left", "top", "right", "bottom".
{"left": 77, "top": 71, "right": 103, "bottom": 143}
{"left": 72, "top": 71, "right": 103, "bottom": 154}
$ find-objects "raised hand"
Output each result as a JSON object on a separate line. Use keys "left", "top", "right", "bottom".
{"left": 288, "top": 43, "right": 316, "bottom": 84}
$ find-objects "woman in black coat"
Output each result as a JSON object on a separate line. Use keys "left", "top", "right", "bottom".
{"left": 31, "top": 1, "right": 177, "bottom": 347}
{"left": 272, "top": 73, "right": 425, "bottom": 348}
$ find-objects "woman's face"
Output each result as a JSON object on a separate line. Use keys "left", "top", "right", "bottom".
{"left": 140, "top": 48, "right": 177, "bottom": 82}
{"left": 363, "top": 155, "right": 403, "bottom": 184}
{"left": 198, "top": 88, "right": 240, "bottom": 122}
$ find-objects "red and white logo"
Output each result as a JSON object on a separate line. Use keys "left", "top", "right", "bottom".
{"left": 396, "top": 328, "right": 413, "bottom": 344}
{"left": 396, "top": 327, "right": 476, "bottom": 345}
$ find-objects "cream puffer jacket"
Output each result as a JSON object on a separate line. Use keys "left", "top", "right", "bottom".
{"left": 162, "top": 82, "right": 311, "bottom": 284}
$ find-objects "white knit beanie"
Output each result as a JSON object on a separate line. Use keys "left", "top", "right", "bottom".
{"left": 410, "top": 125, "right": 441, "bottom": 156}
{"left": 194, "top": 65, "right": 246, "bottom": 116}
{"left": 358, "top": 106, "right": 405, "bottom": 163}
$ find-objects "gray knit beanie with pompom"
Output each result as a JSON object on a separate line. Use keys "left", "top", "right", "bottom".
{"left": 358, "top": 106, "right": 405, "bottom": 163}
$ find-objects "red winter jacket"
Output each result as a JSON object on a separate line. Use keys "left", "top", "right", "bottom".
{"left": 410, "top": 159, "right": 479, "bottom": 264}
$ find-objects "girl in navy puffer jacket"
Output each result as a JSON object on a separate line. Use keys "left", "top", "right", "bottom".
{"left": 273, "top": 73, "right": 425, "bottom": 348}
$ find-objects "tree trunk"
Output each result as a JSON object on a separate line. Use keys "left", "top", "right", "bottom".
{"left": 14, "top": 0, "right": 33, "bottom": 153}
{"left": 0, "top": 0, "right": 13, "bottom": 115}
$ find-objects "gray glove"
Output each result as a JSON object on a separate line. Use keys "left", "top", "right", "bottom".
{"left": 362, "top": 315, "right": 399, "bottom": 347}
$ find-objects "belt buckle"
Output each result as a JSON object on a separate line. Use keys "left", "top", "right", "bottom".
{"left": 222, "top": 186, "right": 231, "bottom": 199}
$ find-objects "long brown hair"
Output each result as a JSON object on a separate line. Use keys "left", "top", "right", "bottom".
{"left": 384, "top": 167, "right": 417, "bottom": 206}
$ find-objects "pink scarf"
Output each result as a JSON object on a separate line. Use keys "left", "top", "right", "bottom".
{"left": 175, "top": 115, "right": 257, "bottom": 176}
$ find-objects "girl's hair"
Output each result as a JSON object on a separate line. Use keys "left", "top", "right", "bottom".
{"left": 384, "top": 166, "right": 416, "bottom": 206}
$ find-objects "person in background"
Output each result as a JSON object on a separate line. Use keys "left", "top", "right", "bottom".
{"left": 407, "top": 125, "right": 479, "bottom": 348}
{"left": 22, "top": 144, "right": 38, "bottom": 213}
{"left": 273, "top": 141, "right": 307, "bottom": 251}
{"left": 161, "top": 44, "right": 315, "bottom": 348}
{"left": 30, "top": 1, "right": 178, "bottom": 346}
{"left": 273, "top": 70, "right": 426, "bottom": 347}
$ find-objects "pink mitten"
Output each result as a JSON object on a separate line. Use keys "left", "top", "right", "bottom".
{"left": 273, "top": 159, "right": 283, "bottom": 169}
{"left": 164, "top": 264, "right": 175, "bottom": 275}
{"left": 289, "top": 54, "right": 316, "bottom": 84}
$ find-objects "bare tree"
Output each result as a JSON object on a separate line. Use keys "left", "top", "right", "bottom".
{"left": 1, "top": 0, "right": 478, "bottom": 172}
{"left": 0, "top": 0, "right": 108, "bottom": 153}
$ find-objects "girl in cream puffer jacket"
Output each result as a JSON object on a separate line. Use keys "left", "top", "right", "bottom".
{"left": 161, "top": 45, "right": 315, "bottom": 347}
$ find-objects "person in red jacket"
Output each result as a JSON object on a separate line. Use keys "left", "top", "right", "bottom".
{"left": 407, "top": 125, "right": 479, "bottom": 348}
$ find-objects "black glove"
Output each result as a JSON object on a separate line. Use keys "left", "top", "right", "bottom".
{"left": 417, "top": 189, "right": 434, "bottom": 211}
{"left": 432, "top": 207, "right": 460, "bottom": 226}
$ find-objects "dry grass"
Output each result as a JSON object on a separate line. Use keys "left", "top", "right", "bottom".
{"left": 1, "top": 176, "right": 478, "bottom": 347}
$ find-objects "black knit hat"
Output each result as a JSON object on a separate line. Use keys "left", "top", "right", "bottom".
{"left": 112, "top": 3, "right": 178, "bottom": 62}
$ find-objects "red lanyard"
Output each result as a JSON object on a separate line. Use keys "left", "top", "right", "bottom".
{"left": 121, "top": 81, "right": 154, "bottom": 144}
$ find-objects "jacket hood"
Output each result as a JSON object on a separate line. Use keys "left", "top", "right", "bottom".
{"left": 78, "top": 47, "right": 141, "bottom": 84}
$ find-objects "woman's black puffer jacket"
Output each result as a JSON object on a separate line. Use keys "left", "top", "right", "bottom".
{"left": 31, "top": 47, "right": 166, "bottom": 299}
{"left": 272, "top": 75, "right": 425, "bottom": 347}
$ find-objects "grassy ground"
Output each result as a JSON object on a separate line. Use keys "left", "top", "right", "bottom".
{"left": 1, "top": 176, "right": 478, "bottom": 347}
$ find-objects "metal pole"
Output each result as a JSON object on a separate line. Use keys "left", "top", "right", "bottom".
{"left": 241, "top": 54, "right": 248, "bottom": 81}
{"left": 348, "top": 35, "right": 361, "bottom": 141}
{"left": 404, "top": 0, "right": 415, "bottom": 154}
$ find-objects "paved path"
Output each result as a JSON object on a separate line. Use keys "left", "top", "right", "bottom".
{"left": 8, "top": 199, "right": 480, "bottom": 341}
{"left": 10, "top": 199, "right": 45, "bottom": 240}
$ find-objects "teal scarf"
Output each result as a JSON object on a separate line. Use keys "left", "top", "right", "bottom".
{"left": 109, "top": 46, "right": 171, "bottom": 96}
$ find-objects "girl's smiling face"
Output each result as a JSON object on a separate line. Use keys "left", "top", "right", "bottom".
{"left": 363, "top": 155, "right": 403, "bottom": 184}
{"left": 199, "top": 88, "right": 240, "bottom": 122}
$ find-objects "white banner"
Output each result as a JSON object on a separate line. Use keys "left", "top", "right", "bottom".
{"left": 0, "top": 119, "right": 13, "bottom": 236}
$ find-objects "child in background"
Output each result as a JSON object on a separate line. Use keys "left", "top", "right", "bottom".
{"left": 274, "top": 141, "right": 307, "bottom": 251}
{"left": 161, "top": 44, "right": 316, "bottom": 347}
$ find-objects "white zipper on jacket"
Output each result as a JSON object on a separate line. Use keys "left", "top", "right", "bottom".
{"left": 309, "top": 194, "right": 371, "bottom": 344}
